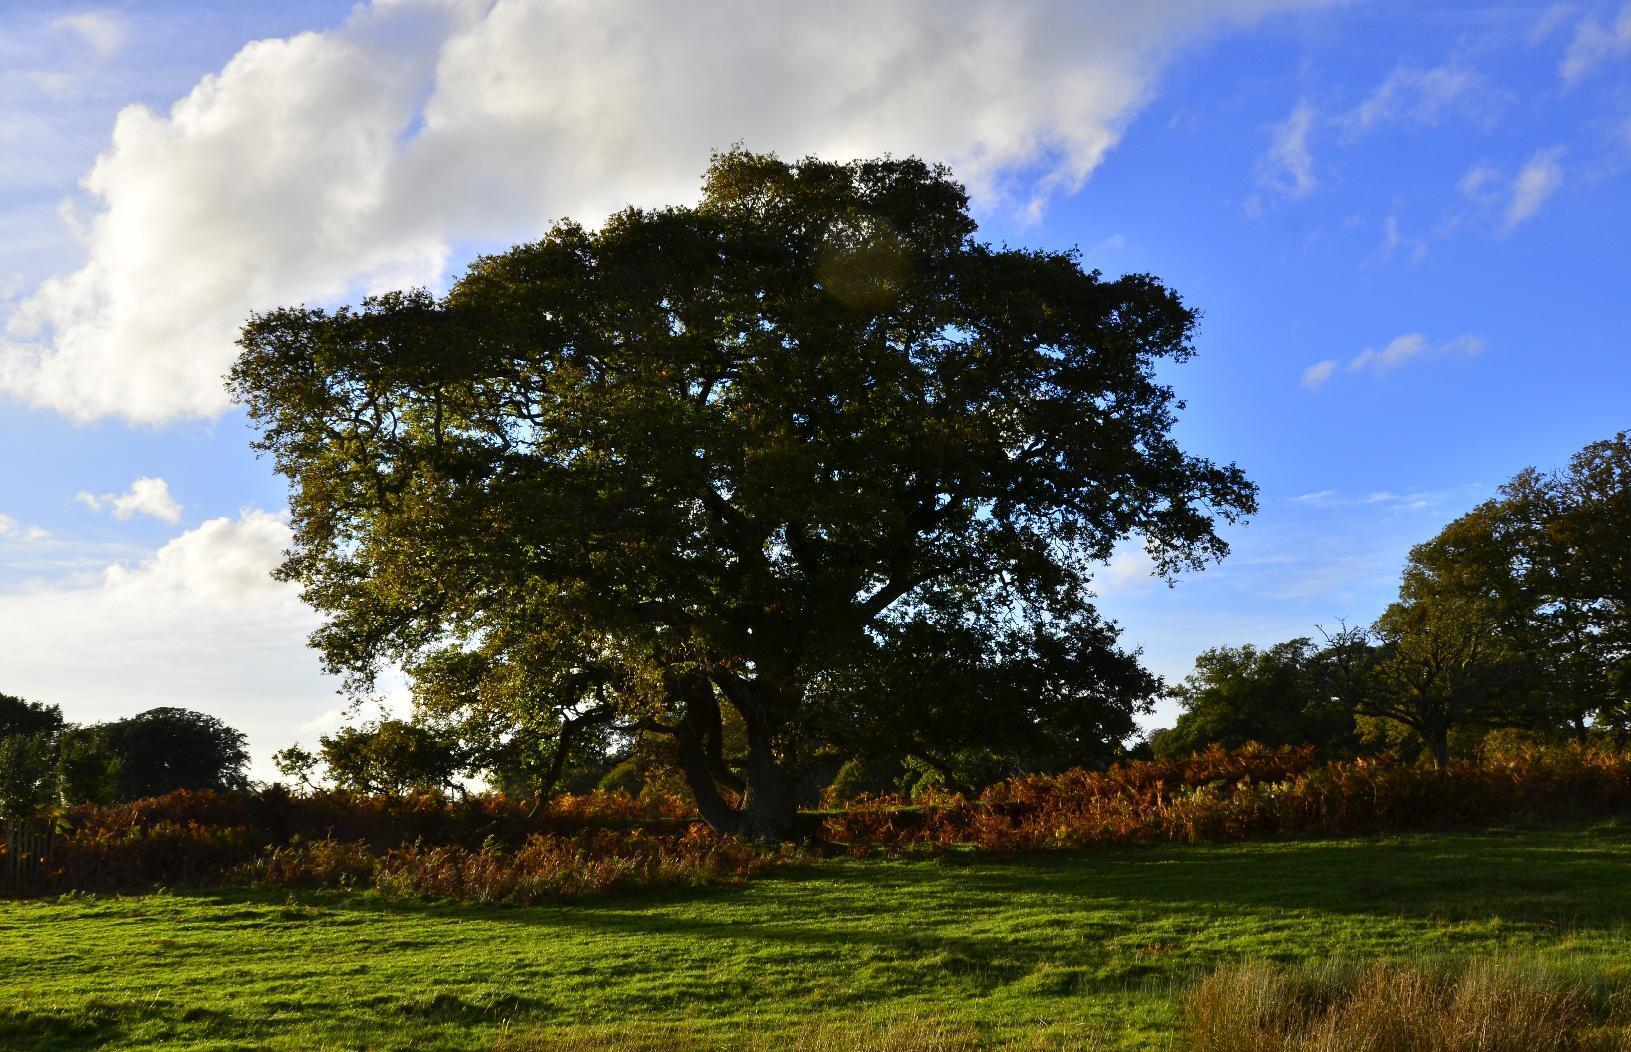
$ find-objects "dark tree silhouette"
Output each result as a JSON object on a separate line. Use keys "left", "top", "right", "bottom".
{"left": 232, "top": 150, "right": 1256, "bottom": 837}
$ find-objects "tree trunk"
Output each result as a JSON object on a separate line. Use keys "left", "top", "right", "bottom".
{"left": 669, "top": 681, "right": 747, "bottom": 834}
{"left": 1426, "top": 725, "right": 1450, "bottom": 771}
{"left": 736, "top": 718, "right": 796, "bottom": 840}
{"left": 667, "top": 676, "right": 799, "bottom": 840}
{"left": 670, "top": 732, "right": 741, "bottom": 833}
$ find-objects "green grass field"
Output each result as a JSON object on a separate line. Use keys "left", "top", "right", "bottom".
{"left": 5, "top": 818, "right": 1631, "bottom": 1050}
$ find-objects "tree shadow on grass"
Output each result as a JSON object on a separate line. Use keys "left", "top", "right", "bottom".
{"left": 169, "top": 821, "right": 1631, "bottom": 960}
{"left": 0, "top": 1009, "right": 126, "bottom": 1052}
{"left": 120, "top": 827, "right": 1615, "bottom": 995}
{"left": 76, "top": 821, "right": 1631, "bottom": 1035}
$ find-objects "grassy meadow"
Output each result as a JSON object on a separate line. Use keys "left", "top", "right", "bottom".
{"left": 5, "top": 817, "right": 1631, "bottom": 1049}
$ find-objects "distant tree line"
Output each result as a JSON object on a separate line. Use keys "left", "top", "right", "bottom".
{"left": 1153, "top": 431, "right": 1630, "bottom": 767}
{"left": 0, "top": 696, "right": 248, "bottom": 818}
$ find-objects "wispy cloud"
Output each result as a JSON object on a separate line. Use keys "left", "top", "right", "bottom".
{"left": 1301, "top": 360, "right": 1338, "bottom": 390}
{"left": 1098, "top": 541, "right": 1157, "bottom": 595}
{"left": 1349, "top": 332, "right": 1484, "bottom": 375}
{"left": 1561, "top": 3, "right": 1631, "bottom": 84}
{"left": 75, "top": 476, "right": 182, "bottom": 523}
{"left": 1457, "top": 152, "right": 1566, "bottom": 235}
{"left": 1090, "top": 233, "right": 1127, "bottom": 257}
{"left": 1342, "top": 63, "right": 1501, "bottom": 138}
{"left": 0, "top": 513, "right": 50, "bottom": 542}
{"left": 52, "top": 10, "right": 128, "bottom": 61}
{"left": 1367, "top": 215, "right": 1428, "bottom": 268}
{"left": 1257, "top": 100, "right": 1319, "bottom": 199}
{"left": 1530, "top": 3, "right": 1580, "bottom": 45}
{"left": 1286, "top": 486, "right": 1477, "bottom": 513}
{"left": 1504, "top": 149, "right": 1566, "bottom": 232}
{"left": 1302, "top": 332, "right": 1483, "bottom": 390}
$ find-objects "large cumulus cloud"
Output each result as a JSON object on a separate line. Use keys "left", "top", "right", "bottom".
{"left": 1, "top": 0, "right": 1332, "bottom": 424}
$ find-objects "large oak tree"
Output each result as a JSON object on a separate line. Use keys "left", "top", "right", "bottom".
{"left": 232, "top": 151, "right": 1255, "bottom": 837}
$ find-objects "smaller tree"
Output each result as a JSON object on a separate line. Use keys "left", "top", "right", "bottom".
{"left": 1510, "top": 434, "right": 1631, "bottom": 732}
{"left": 0, "top": 733, "right": 59, "bottom": 820}
{"left": 94, "top": 708, "right": 250, "bottom": 801}
{"left": 1323, "top": 588, "right": 1535, "bottom": 771}
{"left": 57, "top": 726, "right": 120, "bottom": 806}
{"left": 1156, "top": 638, "right": 1361, "bottom": 759}
{"left": 272, "top": 744, "right": 321, "bottom": 791}
{"left": 0, "top": 693, "right": 63, "bottom": 740}
{"left": 313, "top": 721, "right": 466, "bottom": 797}
{"left": 809, "top": 609, "right": 1158, "bottom": 794}
{"left": 1381, "top": 433, "right": 1631, "bottom": 742}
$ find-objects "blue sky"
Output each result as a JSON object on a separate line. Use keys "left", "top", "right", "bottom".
{"left": 0, "top": 0, "right": 1627, "bottom": 774}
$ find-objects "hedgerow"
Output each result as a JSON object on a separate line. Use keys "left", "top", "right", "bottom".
{"left": 823, "top": 744, "right": 1631, "bottom": 854}
{"left": 7, "top": 745, "right": 1631, "bottom": 901}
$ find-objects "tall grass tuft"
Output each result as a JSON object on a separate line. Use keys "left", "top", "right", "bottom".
{"left": 1183, "top": 957, "right": 1631, "bottom": 1052}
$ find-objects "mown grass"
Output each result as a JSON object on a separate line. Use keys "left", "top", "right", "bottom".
{"left": 5, "top": 817, "right": 1631, "bottom": 1050}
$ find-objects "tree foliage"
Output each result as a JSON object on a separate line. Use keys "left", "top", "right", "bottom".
{"left": 313, "top": 720, "right": 466, "bottom": 797}
{"left": 0, "top": 692, "right": 63, "bottom": 741}
{"left": 91, "top": 708, "right": 251, "bottom": 802}
{"left": 232, "top": 150, "right": 1256, "bottom": 836}
{"left": 1154, "top": 638, "right": 1361, "bottom": 760}
{"left": 1342, "top": 431, "right": 1631, "bottom": 764}
{"left": 0, "top": 733, "right": 59, "bottom": 820}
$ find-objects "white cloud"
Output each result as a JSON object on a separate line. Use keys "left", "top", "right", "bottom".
{"left": 1531, "top": 3, "right": 1580, "bottom": 45}
{"left": 1561, "top": 4, "right": 1631, "bottom": 83}
{"left": 53, "top": 10, "right": 128, "bottom": 60}
{"left": 99, "top": 509, "right": 290, "bottom": 601}
{"left": 1459, "top": 162, "right": 1503, "bottom": 204}
{"left": 75, "top": 476, "right": 182, "bottom": 523}
{"left": 1342, "top": 64, "right": 1500, "bottom": 137}
{"left": 1301, "top": 359, "right": 1338, "bottom": 390}
{"left": 1091, "top": 233, "right": 1128, "bottom": 257}
{"left": 1368, "top": 214, "right": 1428, "bottom": 267}
{"left": 1257, "top": 99, "right": 1319, "bottom": 198}
{"left": 1504, "top": 149, "right": 1565, "bottom": 232}
{"left": 1348, "top": 332, "right": 1483, "bottom": 375}
{"left": 1456, "top": 152, "right": 1566, "bottom": 235}
{"left": 0, "top": 0, "right": 1337, "bottom": 425}
{"left": 0, "top": 510, "right": 326, "bottom": 778}
{"left": 1303, "top": 333, "right": 1482, "bottom": 389}
{"left": 1285, "top": 486, "right": 1476, "bottom": 514}
{"left": 0, "top": 514, "right": 50, "bottom": 542}
{"left": 1348, "top": 333, "right": 1427, "bottom": 374}
{"left": 1099, "top": 542, "right": 1157, "bottom": 594}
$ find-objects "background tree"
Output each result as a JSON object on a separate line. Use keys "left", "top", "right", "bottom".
{"left": 0, "top": 693, "right": 66, "bottom": 819}
{"left": 310, "top": 720, "right": 466, "bottom": 797}
{"left": 1154, "top": 638, "right": 1361, "bottom": 760}
{"left": 1367, "top": 432, "right": 1631, "bottom": 747}
{"left": 811, "top": 609, "right": 1159, "bottom": 793}
{"left": 232, "top": 150, "right": 1256, "bottom": 838}
{"left": 56, "top": 726, "right": 120, "bottom": 806}
{"left": 93, "top": 708, "right": 250, "bottom": 802}
{"left": 0, "top": 733, "right": 59, "bottom": 820}
{"left": 1325, "top": 528, "right": 1540, "bottom": 770}
{"left": 0, "top": 693, "right": 63, "bottom": 740}
{"left": 411, "top": 649, "right": 627, "bottom": 799}
{"left": 1515, "top": 432, "right": 1631, "bottom": 733}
